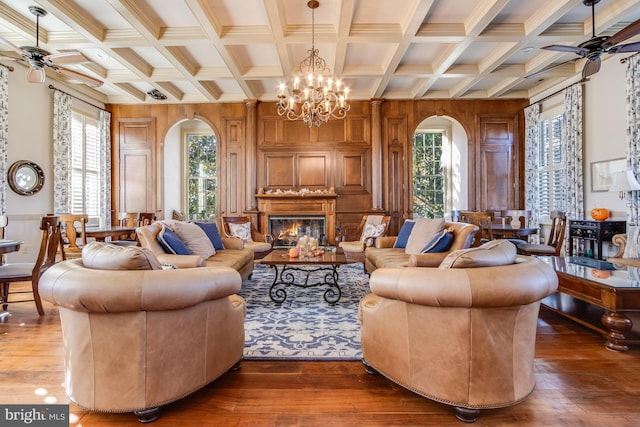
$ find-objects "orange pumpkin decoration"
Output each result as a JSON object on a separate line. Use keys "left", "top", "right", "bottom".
{"left": 590, "top": 208, "right": 609, "bottom": 221}
{"left": 591, "top": 269, "right": 611, "bottom": 279}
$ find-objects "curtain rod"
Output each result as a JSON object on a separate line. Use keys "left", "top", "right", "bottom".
{"left": 0, "top": 63, "right": 14, "bottom": 71}
{"left": 528, "top": 78, "right": 587, "bottom": 106}
{"left": 620, "top": 52, "right": 639, "bottom": 64}
{"left": 48, "top": 84, "right": 107, "bottom": 112}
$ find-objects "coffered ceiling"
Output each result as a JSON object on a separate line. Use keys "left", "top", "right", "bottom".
{"left": 0, "top": 0, "right": 639, "bottom": 104}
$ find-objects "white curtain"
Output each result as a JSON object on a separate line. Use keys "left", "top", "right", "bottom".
{"left": 52, "top": 90, "right": 72, "bottom": 214}
{"left": 99, "top": 110, "right": 112, "bottom": 227}
{"left": 563, "top": 84, "right": 584, "bottom": 255}
{"left": 0, "top": 68, "right": 8, "bottom": 215}
{"left": 523, "top": 103, "right": 540, "bottom": 244}
{"left": 626, "top": 55, "right": 640, "bottom": 224}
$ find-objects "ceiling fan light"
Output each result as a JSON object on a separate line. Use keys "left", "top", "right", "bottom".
{"left": 26, "top": 67, "right": 45, "bottom": 83}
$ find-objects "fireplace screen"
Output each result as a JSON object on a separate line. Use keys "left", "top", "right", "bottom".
{"left": 269, "top": 216, "right": 326, "bottom": 247}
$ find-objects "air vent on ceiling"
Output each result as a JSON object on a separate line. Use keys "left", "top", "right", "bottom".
{"left": 146, "top": 89, "right": 167, "bottom": 100}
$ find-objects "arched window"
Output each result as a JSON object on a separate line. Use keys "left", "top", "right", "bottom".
{"left": 187, "top": 133, "right": 217, "bottom": 221}
{"left": 413, "top": 131, "right": 445, "bottom": 218}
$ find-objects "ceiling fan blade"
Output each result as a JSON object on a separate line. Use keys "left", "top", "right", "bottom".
{"left": 53, "top": 66, "right": 103, "bottom": 87}
{"left": 582, "top": 57, "right": 601, "bottom": 78}
{"left": 45, "top": 51, "right": 90, "bottom": 65}
{"left": 604, "top": 18, "right": 640, "bottom": 48}
{"left": 525, "top": 58, "right": 580, "bottom": 79}
{"left": 542, "top": 44, "right": 589, "bottom": 56}
{"left": 27, "top": 67, "right": 46, "bottom": 83}
{"left": 0, "top": 35, "right": 26, "bottom": 56}
{"left": 607, "top": 41, "right": 640, "bottom": 54}
{"left": 0, "top": 53, "right": 22, "bottom": 62}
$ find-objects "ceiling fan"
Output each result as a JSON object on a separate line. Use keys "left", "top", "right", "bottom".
{"left": 0, "top": 5, "right": 102, "bottom": 87}
{"left": 527, "top": 0, "right": 640, "bottom": 79}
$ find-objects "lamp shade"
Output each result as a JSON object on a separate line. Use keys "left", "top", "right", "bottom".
{"left": 610, "top": 170, "right": 640, "bottom": 193}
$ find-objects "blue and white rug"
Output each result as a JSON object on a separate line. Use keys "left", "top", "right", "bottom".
{"left": 238, "top": 262, "right": 370, "bottom": 360}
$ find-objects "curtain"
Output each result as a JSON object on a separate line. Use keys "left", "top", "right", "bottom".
{"left": 52, "top": 90, "right": 72, "bottom": 214}
{"left": 523, "top": 103, "right": 540, "bottom": 244}
{"left": 626, "top": 55, "right": 640, "bottom": 225}
{"left": 563, "top": 84, "right": 584, "bottom": 255}
{"left": 99, "top": 110, "right": 112, "bottom": 227}
{"left": 0, "top": 68, "right": 8, "bottom": 215}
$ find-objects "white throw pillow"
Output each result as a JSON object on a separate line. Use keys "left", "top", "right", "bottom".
{"left": 173, "top": 221, "right": 216, "bottom": 258}
{"left": 404, "top": 218, "right": 445, "bottom": 255}
{"left": 228, "top": 222, "right": 253, "bottom": 242}
{"left": 361, "top": 223, "right": 386, "bottom": 242}
{"left": 623, "top": 226, "right": 640, "bottom": 259}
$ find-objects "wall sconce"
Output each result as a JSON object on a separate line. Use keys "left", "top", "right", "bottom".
{"left": 610, "top": 170, "right": 640, "bottom": 225}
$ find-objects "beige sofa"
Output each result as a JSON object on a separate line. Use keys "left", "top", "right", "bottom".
{"left": 359, "top": 240, "right": 558, "bottom": 422}
{"left": 137, "top": 222, "right": 254, "bottom": 280}
{"left": 364, "top": 221, "right": 478, "bottom": 272}
{"left": 39, "top": 242, "right": 246, "bottom": 422}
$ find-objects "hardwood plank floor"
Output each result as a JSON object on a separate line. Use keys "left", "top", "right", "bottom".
{"left": 1, "top": 281, "right": 639, "bottom": 426}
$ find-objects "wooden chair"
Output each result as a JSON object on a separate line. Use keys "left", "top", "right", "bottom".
{"left": 337, "top": 215, "right": 391, "bottom": 253}
{"left": 460, "top": 211, "right": 494, "bottom": 247}
{"left": 0, "top": 216, "right": 61, "bottom": 316}
{"left": 516, "top": 211, "right": 566, "bottom": 256}
{"left": 59, "top": 214, "right": 89, "bottom": 260}
{"left": 499, "top": 209, "right": 533, "bottom": 243}
{"left": 0, "top": 215, "right": 7, "bottom": 265}
{"left": 222, "top": 216, "right": 274, "bottom": 260}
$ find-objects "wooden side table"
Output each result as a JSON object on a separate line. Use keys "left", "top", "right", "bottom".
{"left": 568, "top": 219, "right": 626, "bottom": 260}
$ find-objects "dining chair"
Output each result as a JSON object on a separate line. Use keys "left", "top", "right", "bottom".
{"left": 460, "top": 211, "right": 494, "bottom": 247}
{"left": 58, "top": 213, "right": 89, "bottom": 260}
{"left": 116, "top": 212, "right": 139, "bottom": 243}
{"left": 516, "top": 211, "right": 567, "bottom": 256}
{"left": 221, "top": 216, "right": 274, "bottom": 259}
{"left": 0, "top": 216, "right": 61, "bottom": 316}
{"left": 0, "top": 215, "right": 8, "bottom": 265}
{"left": 499, "top": 209, "right": 533, "bottom": 244}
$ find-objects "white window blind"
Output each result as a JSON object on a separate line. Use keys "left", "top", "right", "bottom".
{"left": 538, "top": 114, "right": 565, "bottom": 216}
{"left": 71, "top": 112, "right": 100, "bottom": 220}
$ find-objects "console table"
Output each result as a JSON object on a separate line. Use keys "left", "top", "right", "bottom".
{"left": 568, "top": 219, "right": 626, "bottom": 260}
{"left": 538, "top": 256, "right": 640, "bottom": 352}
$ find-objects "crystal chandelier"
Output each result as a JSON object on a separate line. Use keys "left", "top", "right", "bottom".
{"left": 277, "top": 0, "right": 350, "bottom": 128}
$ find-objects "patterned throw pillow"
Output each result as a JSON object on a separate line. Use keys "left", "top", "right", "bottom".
{"left": 157, "top": 225, "right": 191, "bottom": 255}
{"left": 623, "top": 226, "right": 640, "bottom": 259}
{"left": 172, "top": 210, "right": 186, "bottom": 221}
{"left": 361, "top": 223, "right": 386, "bottom": 242}
{"left": 228, "top": 222, "right": 253, "bottom": 242}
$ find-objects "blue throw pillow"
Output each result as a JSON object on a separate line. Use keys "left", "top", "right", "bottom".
{"left": 195, "top": 222, "right": 225, "bottom": 251}
{"left": 394, "top": 220, "right": 415, "bottom": 249}
{"left": 420, "top": 230, "right": 454, "bottom": 253}
{"left": 157, "top": 226, "right": 191, "bottom": 255}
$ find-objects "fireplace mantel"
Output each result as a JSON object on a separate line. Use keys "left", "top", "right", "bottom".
{"left": 256, "top": 193, "right": 337, "bottom": 245}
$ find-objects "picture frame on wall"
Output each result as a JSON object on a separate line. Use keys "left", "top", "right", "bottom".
{"left": 591, "top": 158, "right": 626, "bottom": 192}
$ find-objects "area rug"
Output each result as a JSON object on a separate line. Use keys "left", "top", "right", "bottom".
{"left": 237, "top": 262, "right": 370, "bottom": 360}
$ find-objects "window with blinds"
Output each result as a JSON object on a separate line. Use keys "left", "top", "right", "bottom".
{"left": 71, "top": 112, "right": 100, "bottom": 220}
{"left": 538, "top": 114, "right": 565, "bottom": 217}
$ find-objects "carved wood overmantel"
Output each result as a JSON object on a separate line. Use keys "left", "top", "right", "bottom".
{"left": 256, "top": 193, "right": 337, "bottom": 244}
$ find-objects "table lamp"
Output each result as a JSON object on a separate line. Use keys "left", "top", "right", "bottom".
{"left": 610, "top": 170, "right": 640, "bottom": 225}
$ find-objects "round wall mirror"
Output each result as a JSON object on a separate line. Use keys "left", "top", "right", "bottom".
{"left": 8, "top": 160, "right": 45, "bottom": 196}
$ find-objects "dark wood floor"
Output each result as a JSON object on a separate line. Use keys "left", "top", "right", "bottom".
{"left": 2, "top": 281, "right": 640, "bottom": 427}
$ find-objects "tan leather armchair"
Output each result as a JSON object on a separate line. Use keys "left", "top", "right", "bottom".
{"left": 359, "top": 241, "right": 558, "bottom": 422}
{"left": 39, "top": 242, "right": 246, "bottom": 423}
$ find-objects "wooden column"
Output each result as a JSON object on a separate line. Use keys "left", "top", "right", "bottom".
{"left": 371, "top": 98, "right": 384, "bottom": 211}
{"left": 245, "top": 100, "right": 257, "bottom": 212}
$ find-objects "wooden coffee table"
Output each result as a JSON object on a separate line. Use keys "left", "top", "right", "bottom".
{"left": 260, "top": 248, "right": 354, "bottom": 305}
{"left": 538, "top": 256, "right": 640, "bottom": 352}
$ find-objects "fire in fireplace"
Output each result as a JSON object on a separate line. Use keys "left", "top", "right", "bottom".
{"left": 269, "top": 216, "right": 326, "bottom": 247}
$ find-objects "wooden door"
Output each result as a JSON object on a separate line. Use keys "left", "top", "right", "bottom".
{"left": 117, "top": 118, "right": 157, "bottom": 216}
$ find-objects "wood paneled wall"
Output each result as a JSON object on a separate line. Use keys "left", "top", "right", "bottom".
{"left": 108, "top": 98, "right": 528, "bottom": 235}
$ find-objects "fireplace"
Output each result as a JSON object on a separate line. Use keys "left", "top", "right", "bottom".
{"left": 256, "top": 191, "right": 337, "bottom": 246}
{"left": 269, "top": 216, "right": 326, "bottom": 247}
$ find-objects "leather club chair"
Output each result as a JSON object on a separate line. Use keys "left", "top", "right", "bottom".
{"left": 359, "top": 240, "right": 558, "bottom": 422}
{"left": 39, "top": 242, "right": 246, "bottom": 423}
